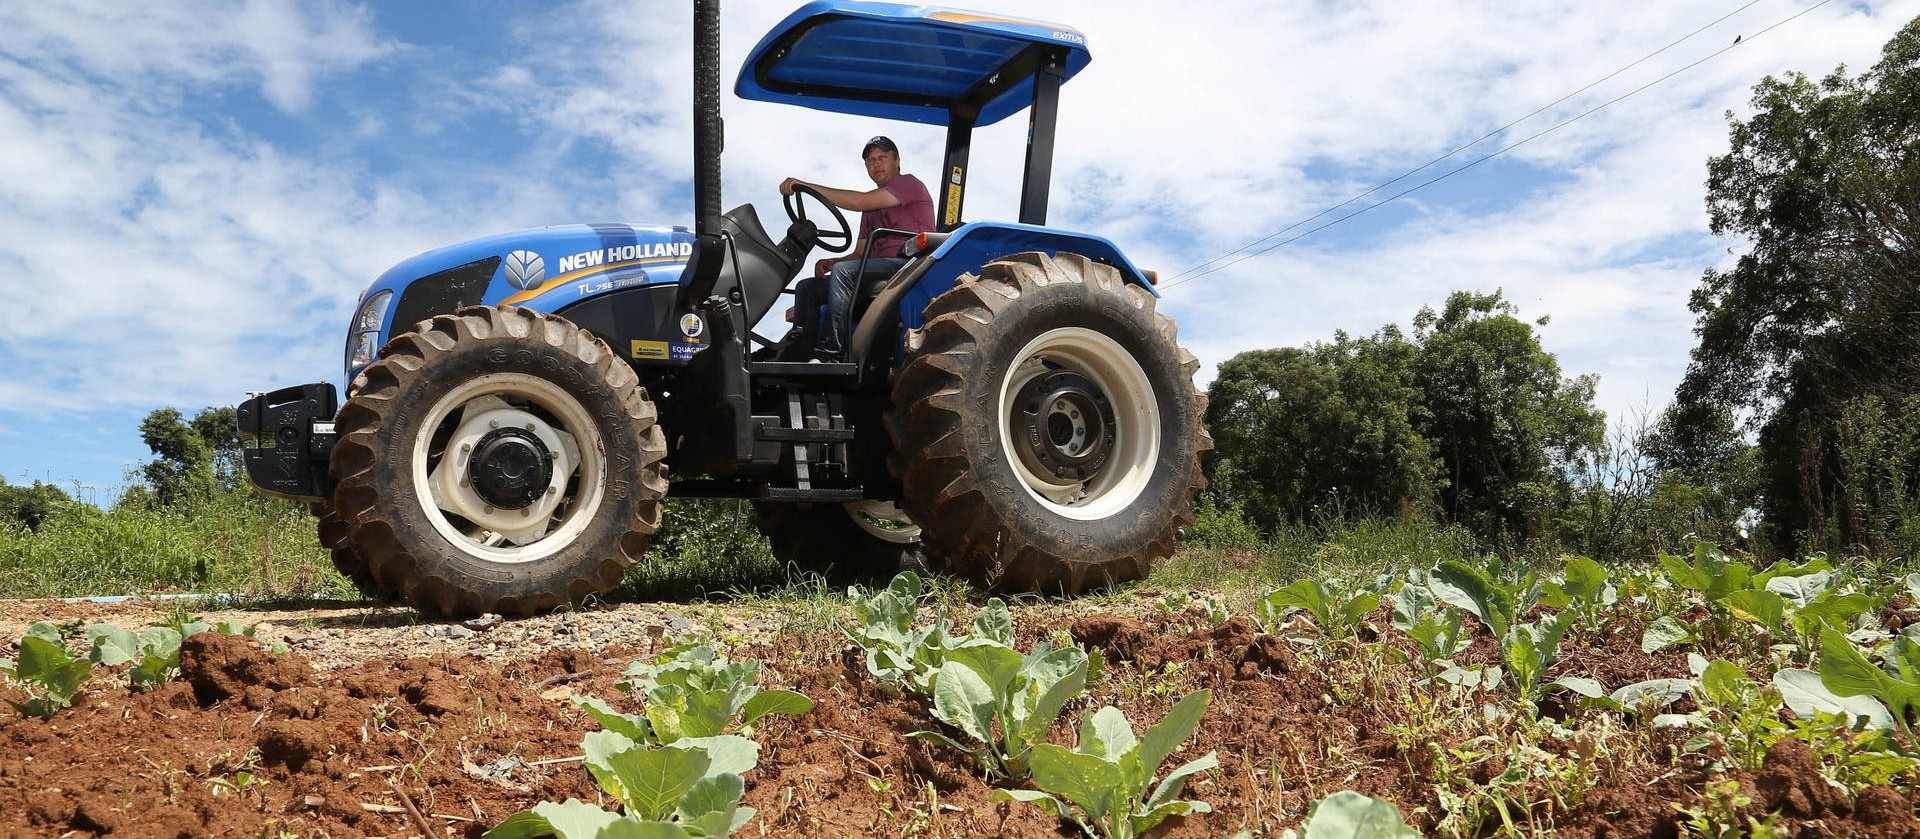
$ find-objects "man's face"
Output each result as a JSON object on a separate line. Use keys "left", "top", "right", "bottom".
{"left": 865, "top": 149, "right": 899, "bottom": 187}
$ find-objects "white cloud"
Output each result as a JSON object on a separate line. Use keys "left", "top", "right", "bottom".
{"left": 0, "top": 0, "right": 395, "bottom": 113}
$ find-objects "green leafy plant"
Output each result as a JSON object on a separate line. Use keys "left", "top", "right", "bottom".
{"left": 1816, "top": 628, "right": 1919, "bottom": 743}
{"left": 1, "top": 621, "right": 93, "bottom": 717}
{"left": 1257, "top": 577, "right": 1382, "bottom": 640}
{"left": 913, "top": 616, "right": 1089, "bottom": 780}
{"left": 1202, "top": 595, "right": 1230, "bottom": 628}
{"left": 1641, "top": 615, "right": 1696, "bottom": 653}
{"left": 86, "top": 623, "right": 188, "bottom": 690}
{"left": 1539, "top": 556, "right": 1616, "bottom": 627}
{"left": 485, "top": 732, "right": 759, "bottom": 838}
{"left": 1285, "top": 791, "right": 1420, "bottom": 838}
{"left": 1430, "top": 560, "right": 1537, "bottom": 642}
{"left": 1687, "top": 660, "right": 1788, "bottom": 770}
{"left": 574, "top": 639, "right": 812, "bottom": 744}
{"left": 1501, "top": 612, "right": 1575, "bottom": 706}
{"left": 1391, "top": 572, "right": 1470, "bottom": 676}
{"left": 1554, "top": 675, "right": 1693, "bottom": 718}
{"left": 994, "top": 689, "right": 1217, "bottom": 839}
{"left": 1674, "top": 777, "right": 1785, "bottom": 839}
{"left": 846, "top": 571, "right": 952, "bottom": 691}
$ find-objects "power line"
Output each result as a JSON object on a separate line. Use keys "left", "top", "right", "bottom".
{"left": 1161, "top": 0, "right": 1829, "bottom": 293}
{"left": 1162, "top": 0, "right": 1761, "bottom": 285}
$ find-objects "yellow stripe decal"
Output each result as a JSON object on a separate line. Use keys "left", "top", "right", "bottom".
{"left": 500, "top": 256, "right": 687, "bottom": 306}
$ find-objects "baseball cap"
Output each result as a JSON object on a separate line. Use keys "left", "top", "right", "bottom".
{"left": 862, "top": 136, "right": 897, "bottom": 157}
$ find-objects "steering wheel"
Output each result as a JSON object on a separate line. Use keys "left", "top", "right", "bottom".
{"left": 784, "top": 183, "right": 853, "bottom": 254}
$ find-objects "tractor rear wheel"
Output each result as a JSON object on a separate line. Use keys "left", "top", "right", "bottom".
{"left": 753, "top": 500, "right": 923, "bottom": 579}
{"left": 329, "top": 305, "right": 668, "bottom": 616}
{"left": 886, "top": 252, "right": 1209, "bottom": 594}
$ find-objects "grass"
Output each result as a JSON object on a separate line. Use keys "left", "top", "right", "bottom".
{"left": 0, "top": 493, "right": 354, "bottom": 601}
{"left": 0, "top": 490, "right": 1600, "bottom": 616}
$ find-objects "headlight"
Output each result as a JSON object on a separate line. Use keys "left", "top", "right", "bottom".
{"left": 344, "top": 289, "right": 393, "bottom": 377}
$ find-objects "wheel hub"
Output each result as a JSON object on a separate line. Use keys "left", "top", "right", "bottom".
{"left": 422, "top": 392, "right": 582, "bottom": 551}
{"left": 467, "top": 427, "right": 553, "bottom": 510}
{"left": 1013, "top": 370, "right": 1116, "bottom": 485}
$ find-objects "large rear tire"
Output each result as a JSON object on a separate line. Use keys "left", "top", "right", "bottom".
{"left": 329, "top": 305, "right": 668, "bottom": 616}
{"left": 752, "top": 500, "right": 923, "bottom": 578}
{"left": 886, "top": 252, "right": 1209, "bottom": 594}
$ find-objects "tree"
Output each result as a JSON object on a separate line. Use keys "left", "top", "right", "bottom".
{"left": 138, "top": 407, "right": 215, "bottom": 506}
{"left": 0, "top": 477, "right": 71, "bottom": 531}
{"left": 136, "top": 404, "right": 246, "bottom": 506}
{"left": 1673, "top": 17, "right": 1920, "bottom": 550}
{"left": 189, "top": 405, "right": 243, "bottom": 493}
{"left": 1413, "top": 291, "right": 1604, "bottom": 539}
{"left": 1204, "top": 290, "right": 1602, "bottom": 542}
{"left": 1205, "top": 329, "right": 1436, "bottom": 533}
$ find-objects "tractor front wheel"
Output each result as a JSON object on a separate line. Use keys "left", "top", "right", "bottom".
{"left": 886, "top": 251, "right": 1209, "bottom": 594}
{"left": 308, "top": 500, "right": 391, "bottom": 600}
{"left": 328, "top": 305, "right": 668, "bottom": 616}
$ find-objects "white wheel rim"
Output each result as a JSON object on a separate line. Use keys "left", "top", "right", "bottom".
{"left": 844, "top": 500, "right": 921, "bottom": 544}
{"left": 411, "top": 372, "right": 605, "bottom": 565}
{"left": 996, "top": 327, "right": 1160, "bottom": 521}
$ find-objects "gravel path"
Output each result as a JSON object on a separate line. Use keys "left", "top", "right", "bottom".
{"left": 0, "top": 597, "right": 813, "bottom": 670}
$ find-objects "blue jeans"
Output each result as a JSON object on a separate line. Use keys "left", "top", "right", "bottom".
{"left": 817, "top": 257, "right": 906, "bottom": 353}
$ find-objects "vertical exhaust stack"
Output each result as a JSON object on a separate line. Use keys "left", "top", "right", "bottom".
{"left": 679, "top": 0, "right": 727, "bottom": 311}
{"left": 693, "top": 0, "right": 722, "bottom": 238}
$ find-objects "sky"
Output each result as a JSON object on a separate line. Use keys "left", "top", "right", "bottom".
{"left": 1, "top": 0, "right": 1916, "bottom": 505}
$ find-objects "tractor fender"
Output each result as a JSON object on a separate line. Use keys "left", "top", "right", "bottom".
{"left": 896, "top": 222, "right": 1158, "bottom": 332}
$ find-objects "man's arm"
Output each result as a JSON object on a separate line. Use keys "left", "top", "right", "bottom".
{"left": 780, "top": 177, "right": 902, "bottom": 212}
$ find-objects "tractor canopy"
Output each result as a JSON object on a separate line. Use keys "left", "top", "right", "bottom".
{"left": 736, "top": 1, "right": 1090, "bottom": 127}
{"left": 737, "top": 2, "right": 1092, "bottom": 228}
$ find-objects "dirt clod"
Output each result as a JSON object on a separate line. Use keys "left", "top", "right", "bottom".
{"left": 1753, "top": 738, "right": 1850, "bottom": 819}
{"left": 180, "top": 631, "right": 312, "bottom": 707}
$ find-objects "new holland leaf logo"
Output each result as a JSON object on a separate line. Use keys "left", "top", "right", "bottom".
{"left": 504, "top": 250, "right": 546, "bottom": 290}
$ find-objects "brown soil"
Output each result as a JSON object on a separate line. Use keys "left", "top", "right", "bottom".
{"left": 0, "top": 596, "right": 1914, "bottom": 838}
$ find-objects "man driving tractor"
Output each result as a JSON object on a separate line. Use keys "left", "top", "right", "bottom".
{"left": 780, "top": 135, "right": 935, "bottom": 359}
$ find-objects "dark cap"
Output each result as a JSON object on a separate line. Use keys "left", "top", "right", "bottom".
{"left": 862, "top": 135, "right": 897, "bottom": 157}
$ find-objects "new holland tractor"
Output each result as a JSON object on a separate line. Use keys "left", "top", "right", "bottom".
{"left": 237, "top": 0, "right": 1209, "bottom": 616}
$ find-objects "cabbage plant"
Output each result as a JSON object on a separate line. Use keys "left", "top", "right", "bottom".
{"left": 994, "top": 689, "right": 1217, "bottom": 839}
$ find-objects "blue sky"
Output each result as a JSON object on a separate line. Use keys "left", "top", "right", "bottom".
{"left": 2, "top": 0, "right": 1917, "bottom": 504}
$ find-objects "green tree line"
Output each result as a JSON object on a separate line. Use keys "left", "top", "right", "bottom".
{"left": 1203, "top": 17, "right": 1920, "bottom": 562}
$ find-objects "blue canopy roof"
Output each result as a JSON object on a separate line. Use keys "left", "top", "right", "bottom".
{"left": 736, "top": 1, "right": 1092, "bottom": 127}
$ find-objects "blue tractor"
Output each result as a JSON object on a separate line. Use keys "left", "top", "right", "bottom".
{"left": 237, "top": 0, "right": 1209, "bottom": 615}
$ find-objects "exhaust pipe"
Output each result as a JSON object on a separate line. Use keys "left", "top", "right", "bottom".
{"left": 693, "top": 0, "right": 722, "bottom": 237}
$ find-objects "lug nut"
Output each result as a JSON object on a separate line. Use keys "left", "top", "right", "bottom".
{"left": 484, "top": 506, "right": 494, "bottom": 514}
{"left": 489, "top": 419, "right": 500, "bottom": 429}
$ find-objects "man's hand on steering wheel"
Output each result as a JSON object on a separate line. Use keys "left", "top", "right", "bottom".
{"left": 781, "top": 181, "right": 853, "bottom": 254}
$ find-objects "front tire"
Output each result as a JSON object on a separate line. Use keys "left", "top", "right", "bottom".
{"left": 886, "top": 252, "right": 1209, "bottom": 594}
{"left": 329, "top": 306, "right": 668, "bottom": 616}
{"left": 308, "top": 500, "right": 391, "bottom": 600}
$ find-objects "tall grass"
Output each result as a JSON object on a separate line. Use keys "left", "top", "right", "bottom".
{"left": 1154, "top": 509, "right": 1483, "bottom": 614}
{"left": 0, "top": 495, "right": 808, "bottom": 604}
{"left": 0, "top": 488, "right": 1535, "bottom": 610}
{"left": 0, "top": 492, "right": 350, "bottom": 600}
